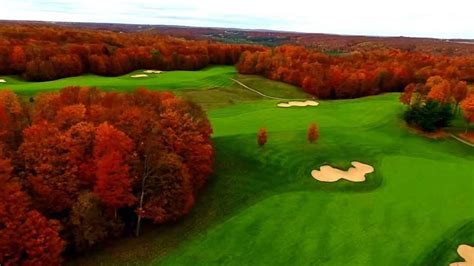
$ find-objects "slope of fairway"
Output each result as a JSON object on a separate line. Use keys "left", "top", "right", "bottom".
{"left": 0, "top": 66, "right": 236, "bottom": 95}
{"left": 209, "top": 93, "right": 400, "bottom": 137}
{"left": 159, "top": 155, "right": 473, "bottom": 265}
{"left": 156, "top": 95, "right": 474, "bottom": 265}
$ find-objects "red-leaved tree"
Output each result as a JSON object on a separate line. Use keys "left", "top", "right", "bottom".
{"left": 0, "top": 151, "right": 64, "bottom": 265}
{"left": 94, "top": 123, "right": 136, "bottom": 215}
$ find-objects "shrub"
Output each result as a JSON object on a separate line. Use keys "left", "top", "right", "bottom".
{"left": 404, "top": 100, "right": 454, "bottom": 132}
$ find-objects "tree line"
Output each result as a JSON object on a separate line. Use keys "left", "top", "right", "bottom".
{"left": 3, "top": 24, "right": 473, "bottom": 102}
{"left": 237, "top": 45, "right": 474, "bottom": 99}
{"left": 0, "top": 24, "right": 265, "bottom": 81}
{"left": 0, "top": 87, "right": 213, "bottom": 264}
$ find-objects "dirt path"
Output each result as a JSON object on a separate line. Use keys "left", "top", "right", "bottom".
{"left": 450, "top": 134, "right": 474, "bottom": 148}
{"left": 230, "top": 78, "right": 307, "bottom": 101}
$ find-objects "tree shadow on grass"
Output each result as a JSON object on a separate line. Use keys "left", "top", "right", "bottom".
{"left": 413, "top": 220, "right": 474, "bottom": 266}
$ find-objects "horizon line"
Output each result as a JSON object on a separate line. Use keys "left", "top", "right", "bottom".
{"left": 1, "top": 19, "right": 474, "bottom": 41}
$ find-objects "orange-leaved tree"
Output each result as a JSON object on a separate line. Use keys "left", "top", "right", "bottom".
{"left": 400, "top": 83, "right": 416, "bottom": 105}
{"left": 307, "top": 123, "right": 320, "bottom": 143}
{"left": 452, "top": 81, "right": 468, "bottom": 113}
{"left": 460, "top": 94, "right": 474, "bottom": 132}
{"left": 258, "top": 128, "right": 267, "bottom": 147}
{"left": 427, "top": 79, "right": 452, "bottom": 104}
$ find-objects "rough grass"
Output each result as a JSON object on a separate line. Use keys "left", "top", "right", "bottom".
{"left": 3, "top": 66, "right": 471, "bottom": 266}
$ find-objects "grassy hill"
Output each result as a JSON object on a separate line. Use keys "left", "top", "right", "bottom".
{"left": 1, "top": 66, "right": 472, "bottom": 266}
{"left": 0, "top": 66, "right": 236, "bottom": 96}
{"left": 0, "top": 66, "right": 310, "bottom": 110}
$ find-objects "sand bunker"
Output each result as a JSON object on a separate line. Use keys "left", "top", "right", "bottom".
{"left": 277, "top": 100, "right": 319, "bottom": 108}
{"left": 311, "top": 161, "right": 374, "bottom": 183}
{"left": 0, "top": 79, "right": 6, "bottom": 83}
{"left": 131, "top": 74, "right": 148, "bottom": 78}
{"left": 143, "top": 70, "right": 162, "bottom": 74}
{"left": 450, "top": 245, "right": 474, "bottom": 266}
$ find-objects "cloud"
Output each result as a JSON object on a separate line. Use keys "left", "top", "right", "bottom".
{"left": 0, "top": 0, "right": 472, "bottom": 38}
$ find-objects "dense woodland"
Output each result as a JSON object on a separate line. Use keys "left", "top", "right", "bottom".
{"left": 237, "top": 45, "right": 474, "bottom": 99}
{"left": 0, "top": 87, "right": 213, "bottom": 264}
{"left": 0, "top": 24, "right": 265, "bottom": 81}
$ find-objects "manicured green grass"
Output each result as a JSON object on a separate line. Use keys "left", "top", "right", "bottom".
{"left": 0, "top": 66, "right": 236, "bottom": 96}
{"left": 155, "top": 95, "right": 473, "bottom": 266}
{"left": 5, "top": 66, "right": 471, "bottom": 265}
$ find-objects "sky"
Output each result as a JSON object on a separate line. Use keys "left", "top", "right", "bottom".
{"left": 0, "top": 0, "right": 473, "bottom": 39}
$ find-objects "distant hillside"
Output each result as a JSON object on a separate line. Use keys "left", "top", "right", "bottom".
{"left": 2, "top": 20, "right": 473, "bottom": 56}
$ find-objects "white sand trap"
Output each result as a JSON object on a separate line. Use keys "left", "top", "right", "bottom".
{"left": 311, "top": 161, "right": 374, "bottom": 183}
{"left": 277, "top": 100, "right": 319, "bottom": 108}
{"left": 450, "top": 245, "right": 474, "bottom": 266}
{"left": 0, "top": 79, "right": 6, "bottom": 83}
{"left": 143, "top": 70, "right": 163, "bottom": 74}
{"left": 131, "top": 74, "right": 148, "bottom": 78}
